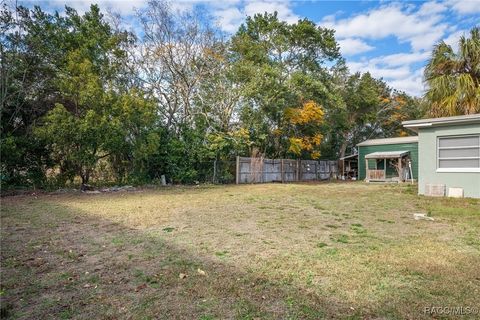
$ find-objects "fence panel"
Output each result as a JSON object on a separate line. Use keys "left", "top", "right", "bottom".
{"left": 263, "top": 159, "right": 282, "bottom": 182}
{"left": 318, "top": 160, "right": 329, "bottom": 180}
{"left": 300, "top": 160, "right": 318, "bottom": 181}
{"left": 236, "top": 157, "right": 337, "bottom": 184}
{"left": 329, "top": 161, "right": 338, "bottom": 178}
{"left": 237, "top": 157, "right": 262, "bottom": 184}
{"left": 283, "top": 159, "right": 298, "bottom": 182}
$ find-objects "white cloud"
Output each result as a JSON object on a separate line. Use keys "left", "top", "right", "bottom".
{"left": 443, "top": 29, "right": 468, "bottom": 52}
{"left": 244, "top": 0, "right": 298, "bottom": 24}
{"left": 320, "top": 1, "right": 450, "bottom": 51}
{"left": 407, "top": 28, "right": 448, "bottom": 52}
{"left": 347, "top": 61, "right": 411, "bottom": 80}
{"left": 369, "top": 52, "right": 431, "bottom": 68}
{"left": 388, "top": 67, "right": 425, "bottom": 96}
{"left": 346, "top": 58, "right": 426, "bottom": 96}
{"left": 337, "top": 38, "right": 374, "bottom": 56}
{"left": 211, "top": 0, "right": 299, "bottom": 33}
{"left": 389, "top": 74, "right": 425, "bottom": 96}
{"left": 344, "top": 47, "right": 441, "bottom": 97}
{"left": 417, "top": 1, "right": 447, "bottom": 16}
{"left": 214, "top": 7, "right": 245, "bottom": 33}
{"left": 317, "top": 1, "right": 461, "bottom": 96}
{"left": 447, "top": 0, "right": 480, "bottom": 14}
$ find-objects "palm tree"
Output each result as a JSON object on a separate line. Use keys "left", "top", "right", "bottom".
{"left": 424, "top": 27, "right": 480, "bottom": 116}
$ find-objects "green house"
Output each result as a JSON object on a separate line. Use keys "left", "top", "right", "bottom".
{"left": 357, "top": 136, "right": 419, "bottom": 181}
{"left": 403, "top": 114, "right": 480, "bottom": 198}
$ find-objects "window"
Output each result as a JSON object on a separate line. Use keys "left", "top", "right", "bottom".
{"left": 437, "top": 135, "right": 480, "bottom": 171}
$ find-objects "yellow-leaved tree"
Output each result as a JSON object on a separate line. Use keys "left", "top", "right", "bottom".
{"left": 284, "top": 101, "right": 325, "bottom": 159}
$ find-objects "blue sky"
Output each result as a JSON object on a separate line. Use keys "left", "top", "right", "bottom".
{"left": 18, "top": 0, "right": 480, "bottom": 96}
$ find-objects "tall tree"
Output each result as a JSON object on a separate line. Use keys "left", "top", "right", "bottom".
{"left": 330, "top": 71, "right": 388, "bottom": 158}
{"left": 137, "top": 0, "right": 218, "bottom": 130}
{"left": 424, "top": 27, "right": 480, "bottom": 116}
{"left": 230, "top": 12, "right": 340, "bottom": 158}
{"left": 31, "top": 5, "right": 136, "bottom": 185}
{"left": 1, "top": 4, "right": 72, "bottom": 186}
{"left": 134, "top": 1, "right": 242, "bottom": 183}
{"left": 1, "top": 4, "right": 159, "bottom": 186}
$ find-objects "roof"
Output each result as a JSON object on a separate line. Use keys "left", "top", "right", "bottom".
{"left": 356, "top": 136, "right": 418, "bottom": 147}
{"left": 402, "top": 114, "right": 480, "bottom": 131}
{"left": 340, "top": 154, "right": 358, "bottom": 160}
{"left": 365, "top": 150, "right": 410, "bottom": 159}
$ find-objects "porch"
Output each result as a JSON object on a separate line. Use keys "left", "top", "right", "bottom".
{"left": 364, "top": 150, "right": 411, "bottom": 182}
{"left": 340, "top": 154, "right": 358, "bottom": 180}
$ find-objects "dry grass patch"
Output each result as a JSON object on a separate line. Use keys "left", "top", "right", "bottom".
{"left": 1, "top": 183, "right": 479, "bottom": 319}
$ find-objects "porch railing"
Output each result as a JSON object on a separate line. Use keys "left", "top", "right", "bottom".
{"left": 367, "top": 169, "right": 385, "bottom": 180}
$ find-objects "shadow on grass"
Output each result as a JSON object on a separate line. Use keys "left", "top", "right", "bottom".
{"left": 0, "top": 196, "right": 347, "bottom": 320}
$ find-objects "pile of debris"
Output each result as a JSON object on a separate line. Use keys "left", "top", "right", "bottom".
{"left": 81, "top": 184, "right": 137, "bottom": 194}
{"left": 100, "top": 185, "right": 136, "bottom": 192}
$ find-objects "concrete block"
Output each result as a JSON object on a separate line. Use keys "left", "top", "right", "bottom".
{"left": 448, "top": 187, "right": 464, "bottom": 198}
{"left": 425, "top": 184, "right": 445, "bottom": 197}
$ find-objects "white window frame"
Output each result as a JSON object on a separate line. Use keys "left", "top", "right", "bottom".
{"left": 436, "top": 134, "right": 480, "bottom": 173}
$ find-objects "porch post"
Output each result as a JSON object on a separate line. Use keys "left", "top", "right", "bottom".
{"left": 384, "top": 158, "right": 386, "bottom": 180}
{"left": 398, "top": 157, "right": 402, "bottom": 182}
{"left": 365, "top": 159, "right": 369, "bottom": 181}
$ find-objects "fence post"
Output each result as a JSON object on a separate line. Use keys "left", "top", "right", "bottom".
{"left": 236, "top": 156, "right": 240, "bottom": 184}
{"left": 261, "top": 157, "right": 265, "bottom": 183}
{"left": 295, "top": 159, "right": 300, "bottom": 181}
{"left": 327, "top": 161, "right": 331, "bottom": 180}
{"left": 281, "top": 159, "right": 284, "bottom": 183}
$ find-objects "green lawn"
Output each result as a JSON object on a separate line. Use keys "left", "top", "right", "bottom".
{"left": 1, "top": 182, "right": 479, "bottom": 319}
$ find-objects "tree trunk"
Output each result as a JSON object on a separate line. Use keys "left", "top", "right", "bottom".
{"left": 339, "top": 139, "right": 349, "bottom": 159}
{"left": 81, "top": 169, "right": 90, "bottom": 185}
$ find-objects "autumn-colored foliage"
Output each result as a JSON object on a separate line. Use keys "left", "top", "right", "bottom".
{"left": 285, "top": 101, "right": 324, "bottom": 159}
{"left": 285, "top": 100, "right": 325, "bottom": 125}
{"left": 288, "top": 134, "right": 323, "bottom": 158}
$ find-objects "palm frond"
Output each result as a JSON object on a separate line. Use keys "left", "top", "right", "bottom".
{"left": 424, "top": 27, "right": 480, "bottom": 116}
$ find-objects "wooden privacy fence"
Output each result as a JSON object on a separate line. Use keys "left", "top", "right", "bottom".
{"left": 235, "top": 156, "right": 338, "bottom": 184}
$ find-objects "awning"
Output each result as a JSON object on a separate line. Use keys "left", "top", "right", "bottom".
{"left": 365, "top": 150, "right": 410, "bottom": 159}
{"left": 340, "top": 154, "right": 358, "bottom": 160}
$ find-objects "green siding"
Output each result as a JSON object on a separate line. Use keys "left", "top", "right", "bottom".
{"left": 417, "top": 123, "right": 480, "bottom": 198}
{"left": 358, "top": 142, "right": 419, "bottom": 180}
